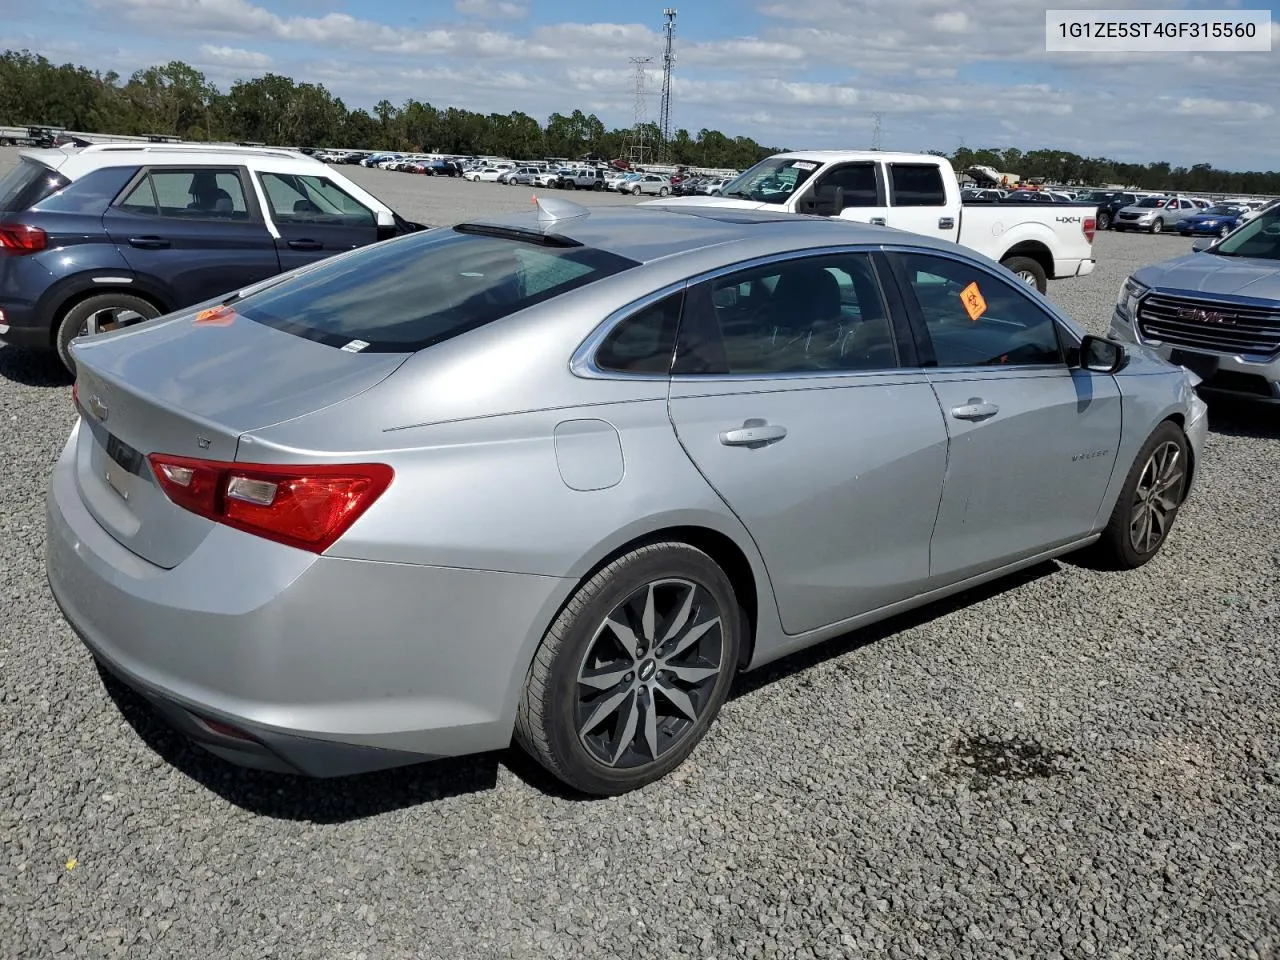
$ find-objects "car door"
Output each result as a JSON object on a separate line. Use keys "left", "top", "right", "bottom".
{"left": 885, "top": 250, "right": 1123, "bottom": 585}
{"left": 255, "top": 170, "right": 381, "bottom": 272}
{"left": 884, "top": 162, "right": 960, "bottom": 242}
{"left": 792, "top": 161, "right": 889, "bottom": 225}
{"left": 103, "top": 166, "right": 280, "bottom": 307}
{"left": 666, "top": 250, "right": 950, "bottom": 635}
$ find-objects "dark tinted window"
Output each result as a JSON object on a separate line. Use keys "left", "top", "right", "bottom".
{"left": 236, "top": 227, "right": 638, "bottom": 352}
{"left": 896, "top": 252, "right": 1063, "bottom": 367}
{"left": 595, "top": 292, "right": 682, "bottom": 374}
{"left": 675, "top": 253, "right": 897, "bottom": 375}
{"left": 889, "top": 164, "right": 946, "bottom": 206}
{"left": 815, "top": 163, "right": 879, "bottom": 207}
{"left": 0, "top": 159, "right": 70, "bottom": 213}
{"left": 32, "top": 165, "right": 137, "bottom": 214}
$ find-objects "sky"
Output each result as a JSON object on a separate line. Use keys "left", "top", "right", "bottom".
{"left": 3, "top": 0, "right": 1280, "bottom": 169}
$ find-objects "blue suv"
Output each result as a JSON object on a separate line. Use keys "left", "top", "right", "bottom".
{"left": 0, "top": 144, "right": 423, "bottom": 371}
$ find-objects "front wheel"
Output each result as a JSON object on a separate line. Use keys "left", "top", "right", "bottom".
{"left": 1150, "top": 219, "right": 1163, "bottom": 234}
{"left": 1088, "top": 421, "right": 1189, "bottom": 570}
{"left": 1097, "top": 211, "right": 1112, "bottom": 231}
{"left": 515, "top": 542, "right": 742, "bottom": 796}
{"left": 1001, "top": 256, "right": 1047, "bottom": 294}
{"left": 1218, "top": 224, "right": 1231, "bottom": 238}
{"left": 55, "top": 293, "right": 161, "bottom": 374}
{"left": 631, "top": 186, "right": 642, "bottom": 196}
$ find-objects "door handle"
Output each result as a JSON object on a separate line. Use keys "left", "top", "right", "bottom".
{"left": 950, "top": 398, "right": 1000, "bottom": 421}
{"left": 719, "top": 421, "right": 787, "bottom": 446}
{"left": 870, "top": 217, "right": 887, "bottom": 226}
{"left": 939, "top": 217, "right": 955, "bottom": 229}
{"left": 287, "top": 239, "right": 324, "bottom": 251}
{"left": 128, "top": 236, "right": 170, "bottom": 249}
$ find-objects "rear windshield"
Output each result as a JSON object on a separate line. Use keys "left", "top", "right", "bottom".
{"left": 234, "top": 227, "right": 638, "bottom": 352}
{"left": 0, "top": 158, "right": 70, "bottom": 213}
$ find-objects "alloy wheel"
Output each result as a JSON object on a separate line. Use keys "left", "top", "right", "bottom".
{"left": 1130, "top": 440, "right": 1185, "bottom": 553}
{"left": 78, "top": 305, "right": 149, "bottom": 337}
{"left": 1015, "top": 270, "right": 1038, "bottom": 287}
{"left": 575, "top": 578, "right": 725, "bottom": 769}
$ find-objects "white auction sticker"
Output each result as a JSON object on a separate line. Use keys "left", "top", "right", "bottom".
{"left": 1046, "top": 8, "right": 1271, "bottom": 52}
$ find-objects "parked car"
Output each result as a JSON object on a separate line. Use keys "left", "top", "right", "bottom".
{"left": 465, "top": 166, "right": 506, "bottom": 182}
{"left": 1111, "top": 203, "right": 1280, "bottom": 401}
{"left": 1175, "top": 204, "right": 1248, "bottom": 239}
{"left": 627, "top": 174, "right": 673, "bottom": 196}
{"left": 1113, "top": 195, "right": 1200, "bottom": 234}
{"left": 557, "top": 168, "right": 606, "bottom": 190}
{"left": 532, "top": 170, "right": 563, "bottom": 188}
{"left": 653, "top": 151, "right": 1098, "bottom": 292}
{"left": 47, "top": 201, "right": 1206, "bottom": 796}
{"left": 0, "top": 143, "right": 424, "bottom": 371}
{"left": 1239, "top": 198, "right": 1280, "bottom": 225}
{"left": 502, "top": 166, "right": 543, "bottom": 186}
{"left": 962, "top": 188, "right": 1007, "bottom": 203}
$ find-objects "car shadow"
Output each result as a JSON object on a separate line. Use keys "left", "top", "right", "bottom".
{"left": 1205, "top": 397, "right": 1280, "bottom": 440}
{"left": 730, "top": 561, "right": 1060, "bottom": 700}
{"left": 0, "top": 345, "right": 71, "bottom": 387}
{"left": 97, "top": 561, "right": 1062, "bottom": 817}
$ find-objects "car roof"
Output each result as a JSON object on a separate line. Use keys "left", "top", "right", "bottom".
{"left": 20, "top": 143, "right": 329, "bottom": 180}
{"left": 461, "top": 203, "right": 941, "bottom": 265}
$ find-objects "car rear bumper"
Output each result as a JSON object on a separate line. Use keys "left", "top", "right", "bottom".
{"left": 45, "top": 424, "right": 573, "bottom": 776}
{"left": 0, "top": 300, "right": 49, "bottom": 350}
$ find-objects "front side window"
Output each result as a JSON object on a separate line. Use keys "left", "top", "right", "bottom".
{"left": 594, "top": 292, "right": 683, "bottom": 374}
{"left": 895, "top": 253, "right": 1063, "bottom": 367}
{"left": 259, "top": 173, "right": 375, "bottom": 227}
{"left": 675, "top": 253, "right": 897, "bottom": 375}
{"left": 812, "top": 162, "right": 880, "bottom": 208}
{"left": 889, "top": 164, "right": 946, "bottom": 206}
{"left": 233, "top": 227, "right": 638, "bottom": 352}
{"left": 117, "top": 168, "right": 249, "bottom": 220}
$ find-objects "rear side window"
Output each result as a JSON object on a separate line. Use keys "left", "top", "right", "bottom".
{"left": 234, "top": 228, "right": 638, "bottom": 352}
{"left": 31, "top": 166, "right": 138, "bottom": 215}
{"left": 595, "top": 292, "right": 683, "bottom": 374}
{"left": 0, "top": 159, "right": 70, "bottom": 213}
{"left": 117, "top": 169, "right": 250, "bottom": 220}
{"left": 889, "top": 164, "right": 947, "bottom": 207}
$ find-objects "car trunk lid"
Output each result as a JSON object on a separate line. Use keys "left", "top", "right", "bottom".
{"left": 69, "top": 313, "right": 407, "bottom": 568}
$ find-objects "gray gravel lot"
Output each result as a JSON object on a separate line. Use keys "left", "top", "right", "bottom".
{"left": 2, "top": 148, "right": 1280, "bottom": 958}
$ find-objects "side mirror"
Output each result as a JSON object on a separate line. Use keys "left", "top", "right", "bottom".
{"left": 1078, "top": 334, "right": 1128, "bottom": 374}
{"left": 1191, "top": 237, "right": 1214, "bottom": 252}
{"left": 798, "top": 185, "right": 844, "bottom": 217}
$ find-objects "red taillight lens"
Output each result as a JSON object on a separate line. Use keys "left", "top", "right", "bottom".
{"left": 148, "top": 455, "right": 393, "bottom": 553}
{"left": 71, "top": 381, "right": 79, "bottom": 410}
{"left": 1083, "top": 217, "right": 1097, "bottom": 243}
{"left": 0, "top": 223, "right": 48, "bottom": 254}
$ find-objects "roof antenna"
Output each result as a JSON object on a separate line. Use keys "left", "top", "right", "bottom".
{"left": 532, "top": 195, "right": 591, "bottom": 224}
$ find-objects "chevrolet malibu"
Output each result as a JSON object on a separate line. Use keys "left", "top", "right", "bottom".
{"left": 47, "top": 201, "right": 1208, "bottom": 796}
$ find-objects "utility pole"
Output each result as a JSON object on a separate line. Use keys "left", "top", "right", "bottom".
{"left": 871, "top": 112, "right": 883, "bottom": 151}
{"left": 658, "top": 8, "right": 677, "bottom": 160}
{"left": 626, "top": 57, "right": 653, "bottom": 167}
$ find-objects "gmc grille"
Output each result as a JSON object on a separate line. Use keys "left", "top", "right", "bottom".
{"left": 1136, "top": 293, "right": 1280, "bottom": 357}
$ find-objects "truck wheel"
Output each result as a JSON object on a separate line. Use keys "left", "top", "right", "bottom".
{"left": 1001, "top": 256, "right": 1047, "bottom": 294}
{"left": 1150, "top": 219, "right": 1163, "bottom": 235}
{"left": 1097, "top": 211, "right": 1112, "bottom": 230}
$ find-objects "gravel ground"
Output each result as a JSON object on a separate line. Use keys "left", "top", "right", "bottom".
{"left": 3, "top": 148, "right": 1280, "bottom": 958}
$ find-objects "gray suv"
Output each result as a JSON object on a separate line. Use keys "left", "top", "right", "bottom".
{"left": 1110, "top": 204, "right": 1280, "bottom": 401}
{"left": 1113, "top": 196, "right": 1200, "bottom": 234}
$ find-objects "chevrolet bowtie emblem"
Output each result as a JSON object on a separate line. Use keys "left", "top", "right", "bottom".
{"left": 88, "top": 394, "right": 109, "bottom": 421}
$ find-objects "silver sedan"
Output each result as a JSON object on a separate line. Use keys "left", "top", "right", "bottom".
{"left": 47, "top": 200, "right": 1208, "bottom": 795}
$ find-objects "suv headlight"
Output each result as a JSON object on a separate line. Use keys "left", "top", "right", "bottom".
{"left": 1117, "top": 277, "right": 1149, "bottom": 318}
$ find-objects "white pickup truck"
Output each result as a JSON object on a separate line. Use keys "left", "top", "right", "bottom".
{"left": 650, "top": 151, "right": 1097, "bottom": 292}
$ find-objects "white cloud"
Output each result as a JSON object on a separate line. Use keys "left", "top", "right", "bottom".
{"left": 454, "top": 0, "right": 528, "bottom": 19}
{"left": 197, "top": 44, "right": 269, "bottom": 69}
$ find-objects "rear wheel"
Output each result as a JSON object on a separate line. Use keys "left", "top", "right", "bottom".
{"left": 658, "top": 186, "right": 669, "bottom": 196}
{"left": 1001, "top": 256, "right": 1047, "bottom": 294}
{"left": 55, "top": 293, "right": 161, "bottom": 374}
{"left": 1097, "top": 211, "right": 1112, "bottom": 231}
{"left": 515, "top": 542, "right": 742, "bottom": 796}
{"left": 1088, "top": 421, "right": 1189, "bottom": 570}
{"left": 1218, "top": 224, "right": 1231, "bottom": 238}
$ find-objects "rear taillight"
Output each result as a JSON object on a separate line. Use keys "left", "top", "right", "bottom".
{"left": 71, "top": 381, "right": 79, "bottom": 410}
{"left": 0, "top": 223, "right": 48, "bottom": 254}
{"left": 148, "top": 455, "right": 393, "bottom": 553}
{"left": 1083, "top": 217, "right": 1097, "bottom": 243}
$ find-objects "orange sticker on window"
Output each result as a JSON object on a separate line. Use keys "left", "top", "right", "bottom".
{"left": 959, "top": 281, "right": 986, "bottom": 322}
{"left": 193, "top": 305, "right": 236, "bottom": 327}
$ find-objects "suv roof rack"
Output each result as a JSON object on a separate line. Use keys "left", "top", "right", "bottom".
{"left": 69, "top": 142, "right": 305, "bottom": 161}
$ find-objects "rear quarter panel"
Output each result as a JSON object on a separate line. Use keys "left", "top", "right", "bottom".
{"left": 959, "top": 203, "right": 1095, "bottom": 272}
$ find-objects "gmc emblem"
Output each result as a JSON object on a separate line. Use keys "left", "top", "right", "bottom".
{"left": 1176, "top": 307, "right": 1232, "bottom": 325}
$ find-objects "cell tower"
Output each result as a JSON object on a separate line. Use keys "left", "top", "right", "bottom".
{"left": 658, "top": 8, "right": 677, "bottom": 157}
{"left": 626, "top": 56, "right": 653, "bottom": 166}
{"left": 871, "top": 112, "right": 884, "bottom": 151}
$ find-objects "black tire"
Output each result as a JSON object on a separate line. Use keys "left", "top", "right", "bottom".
{"left": 55, "top": 293, "right": 161, "bottom": 374}
{"left": 1097, "top": 211, "right": 1112, "bottom": 231}
{"left": 1001, "top": 255, "right": 1048, "bottom": 294}
{"left": 515, "top": 542, "right": 743, "bottom": 796}
{"left": 1150, "top": 219, "right": 1163, "bottom": 235}
{"left": 658, "top": 186, "right": 669, "bottom": 197}
{"left": 1088, "top": 421, "right": 1190, "bottom": 570}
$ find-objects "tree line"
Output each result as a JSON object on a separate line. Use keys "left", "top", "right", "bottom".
{"left": 3, "top": 49, "right": 1278, "bottom": 192}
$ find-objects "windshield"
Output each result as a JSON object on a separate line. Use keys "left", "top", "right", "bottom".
{"left": 1077, "top": 191, "right": 1113, "bottom": 202}
{"left": 719, "top": 157, "right": 819, "bottom": 205}
{"left": 1134, "top": 197, "right": 1167, "bottom": 208}
{"left": 233, "top": 227, "right": 638, "bottom": 351}
{"left": 1204, "top": 205, "right": 1241, "bottom": 216}
{"left": 1210, "top": 209, "right": 1280, "bottom": 260}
